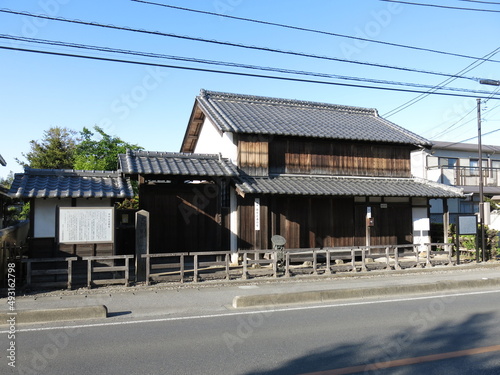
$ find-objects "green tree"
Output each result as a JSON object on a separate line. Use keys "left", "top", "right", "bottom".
{"left": 73, "top": 126, "right": 142, "bottom": 171}
{"left": 0, "top": 171, "right": 14, "bottom": 187}
{"left": 17, "top": 127, "right": 76, "bottom": 169}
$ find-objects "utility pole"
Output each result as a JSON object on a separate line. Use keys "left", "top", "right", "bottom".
{"left": 477, "top": 98, "right": 486, "bottom": 262}
{"left": 476, "top": 78, "right": 500, "bottom": 262}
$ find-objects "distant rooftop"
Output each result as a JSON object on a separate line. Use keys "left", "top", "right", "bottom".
{"left": 431, "top": 141, "right": 500, "bottom": 154}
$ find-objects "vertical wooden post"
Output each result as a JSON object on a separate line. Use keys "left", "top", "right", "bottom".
{"left": 180, "top": 255, "right": 185, "bottom": 283}
{"left": 361, "top": 247, "right": 367, "bottom": 272}
{"left": 67, "top": 258, "right": 73, "bottom": 289}
{"left": 394, "top": 246, "right": 401, "bottom": 270}
{"left": 351, "top": 248, "right": 357, "bottom": 272}
{"left": 285, "top": 251, "right": 290, "bottom": 278}
{"left": 87, "top": 259, "right": 92, "bottom": 288}
{"left": 426, "top": 243, "right": 433, "bottom": 267}
{"left": 225, "top": 253, "right": 230, "bottom": 281}
{"left": 26, "top": 260, "right": 32, "bottom": 287}
{"left": 135, "top": 210, "right": 149, "bottom": 283}
{"left": 312, "top": 250, "right": 317, "bottom": 275}
{"left": 193, "top": 254, "right": 198, "bottom": 283}
{"left": 125, "top": 256, "right": 130, "bottom": 287}
{"left": 145, "top": 254, "right": 150, "bottom": 286}
{"left": 242, "top": 252, "right": 248, "bottom": 280}
{"left": 325, "top": 250, "right": 332, "bottom": 275}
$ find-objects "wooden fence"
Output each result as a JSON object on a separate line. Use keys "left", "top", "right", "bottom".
{"left": 1, "top": 243, "right": 26, "bottom": 288}
{"left": 23, "top": 257, "right": 78, "bottom": 289}
{"left": 83, "top": 255, "right": 133, "bottom": 288}
{"left": 141, "top": 243, "right": 453, "bottom": 285}
{"left": 15, "top": 243, "right": 453, "bottom": 289}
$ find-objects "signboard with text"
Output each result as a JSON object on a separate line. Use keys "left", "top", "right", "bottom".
{"left": 58, "top": 207, "right": 114, "bottom": 244}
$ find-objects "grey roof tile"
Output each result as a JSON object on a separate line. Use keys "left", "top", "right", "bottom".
{"left": 119, "top": 150, "right": 238, "bottom": 177}
{"left": 196, "top": 90, "right": 432, "bottom": 146}
{"left": 235, "top": 175, "right": 463, "bottom": 198}
{"left": 8, "top": 168, "right": 134, "bottom": 199}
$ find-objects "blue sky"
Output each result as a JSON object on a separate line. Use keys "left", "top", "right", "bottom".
{"left": 1, "top": 0, "right": 499, "bottom": 179}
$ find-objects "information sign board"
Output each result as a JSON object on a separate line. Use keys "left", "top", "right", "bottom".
{"left": 58, "top": 207, "right": 114, "bottom": 244}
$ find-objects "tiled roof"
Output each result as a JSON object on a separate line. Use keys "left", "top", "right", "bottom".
{"left": 235, "top": 175, "right": 463, "bottom": 198}
{"left": 119, "top": 150, "right": 238, "bottom": 177}
{"left": 0, "top": 154, "right": 6, "bottom": 166}
{"left": 196, "top": 90, "right": 432, "bottom": 146}
{"left": 9, "top": 168, "right": 134, "bottom": 199}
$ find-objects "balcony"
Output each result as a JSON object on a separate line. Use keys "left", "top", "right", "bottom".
{"left": 427, "top": 166, "right": 500, "bottom": 189}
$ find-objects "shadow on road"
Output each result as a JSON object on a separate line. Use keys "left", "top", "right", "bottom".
{"left": 244, "top": 311, "right": 499, "bottom": 375}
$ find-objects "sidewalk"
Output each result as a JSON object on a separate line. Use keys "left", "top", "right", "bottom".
{"left": 2, "top": 262, "right": 500, "bottom": 325}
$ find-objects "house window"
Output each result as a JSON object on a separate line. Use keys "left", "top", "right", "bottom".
{"left": 469, "top": 159, "right": 488, "bottom": 176}
{"left": 439, "top": 157, "right": 458, "bottom": 168}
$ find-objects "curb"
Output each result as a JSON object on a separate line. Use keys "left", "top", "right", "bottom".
{"left": 0, "top": 305, "right": 108, "bottom": 325}
{"left": 232, "top": 278, "right": 500, "bottom": 308}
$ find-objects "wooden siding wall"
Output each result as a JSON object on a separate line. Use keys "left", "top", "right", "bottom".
{"left": 238, "top": 139, "right": 269, "bottom": 176}
{"left": 238, "top": 195, "right": 413, "bottom": 250}
{"left": 140, "top": 184, "right": 230, "bottom": 253}
{"left": 268, "top": 137, "right": 412, "bottom": 177}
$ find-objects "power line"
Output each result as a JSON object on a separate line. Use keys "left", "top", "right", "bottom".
{"left": 459, "top": 0, "right": 500, "bottom": 5}
{"left": 383, "top": 47, "right": 500, "bottom": 118}
{"left": 2, "top": 34, "right": 495, "bottom": 95}
{"left": 455, "top": 128, "right": 500, "bottom": 143}
{"left": 380, "top": 0, "right": 500, "bottom": 12}
{"left": 131, "top": 0, "right": 500, "bottom": 64}
{"left": 0, "top": 8, "right": 496, "bottom": 80}
{"left": 2, "top": 44, "right": 500, "bottom": 100}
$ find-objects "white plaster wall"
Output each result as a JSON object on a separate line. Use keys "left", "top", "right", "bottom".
{"left": 412, "top": 207, "right": 431, "bottom": 247}
{"left": 193, "top": 117, "right": 237, "bottom": 163}
{"left": 34, "top": 199, "right": 72, "bottom": 238}
{"left": 410, "top": 149, "right": 427, "bottom": 178}
{"left": 34, "top": 198, "right": 112, "bottom": 238}
{"left": 490, "top": 212, "right": 500, "bottom": 231}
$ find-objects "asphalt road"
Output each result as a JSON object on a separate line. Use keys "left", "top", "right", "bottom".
{"left": 3, "top": 288, "right": 500, "bottom": 375}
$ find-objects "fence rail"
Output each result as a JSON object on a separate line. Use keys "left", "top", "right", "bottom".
{"left": 22, "top": 257, "right": 78, "bottom": 289}
{"left": 15, "top": 243, "right": 454, "bottom": 289}
{"left": 83, "top": 255, "right": 133, "bottom": 288}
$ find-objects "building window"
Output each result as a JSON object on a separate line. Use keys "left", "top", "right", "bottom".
{"left": 439, "top": 157, "right": 458, "bottom": 168}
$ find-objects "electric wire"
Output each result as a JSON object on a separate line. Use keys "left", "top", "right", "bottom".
{"left": 380, "top": 0, "right": 500, "bottom": 12}
{"left": 131, "top": 0, "right": 500, "bottom": 64}
{"left": 432, "top": 86, "right": 500, "bottom": 142}
{"left": 0, "top": 8, "right": 496, "bottom": 79}
{"left": 383, "top": 47, "right": 500, "bottom": 118}
{"left": 2, "top": 34, "right": 494, "bottom": 95}
{"left": 458, "top": 0, "right": 500, "bottom": 5}
{"left": 2, "top": 44, "right": 500, "bottom": 100}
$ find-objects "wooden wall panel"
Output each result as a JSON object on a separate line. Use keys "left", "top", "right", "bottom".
{"left": 238, "top": 194, "right": 413, "bottom": 251}
{"left": 238, "top": 138, "right": 269, "bottom": 176}
{"left": 140, "top": 184, "right": 229, "bottom": 253}
{"left": 269, "top": 137, "right": 412, "bottom": 177}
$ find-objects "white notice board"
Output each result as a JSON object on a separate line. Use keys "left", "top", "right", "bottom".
{"left": 58, "top": 207, "right": 114, "bottom": 244}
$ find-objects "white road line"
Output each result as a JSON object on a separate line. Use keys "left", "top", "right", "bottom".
{"left": 3, "top": 288, "right": 500, "bottom": 333}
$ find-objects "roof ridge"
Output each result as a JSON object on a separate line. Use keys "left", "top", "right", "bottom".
{"left": 23, "top": 168, "right": 120, "bottom": 177}
{"left": 124, "top": 150, "right": 221, "bottom": 160}
{"left": 200, "top": 89, "right": 377, "bottom": 115}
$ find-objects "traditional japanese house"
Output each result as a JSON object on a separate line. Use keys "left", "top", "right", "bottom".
{"left": 122, "top": 90, "right": 463, "bottom": 256}
{"left": 9, "top": 168, "right": 134, "bottom": 257}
